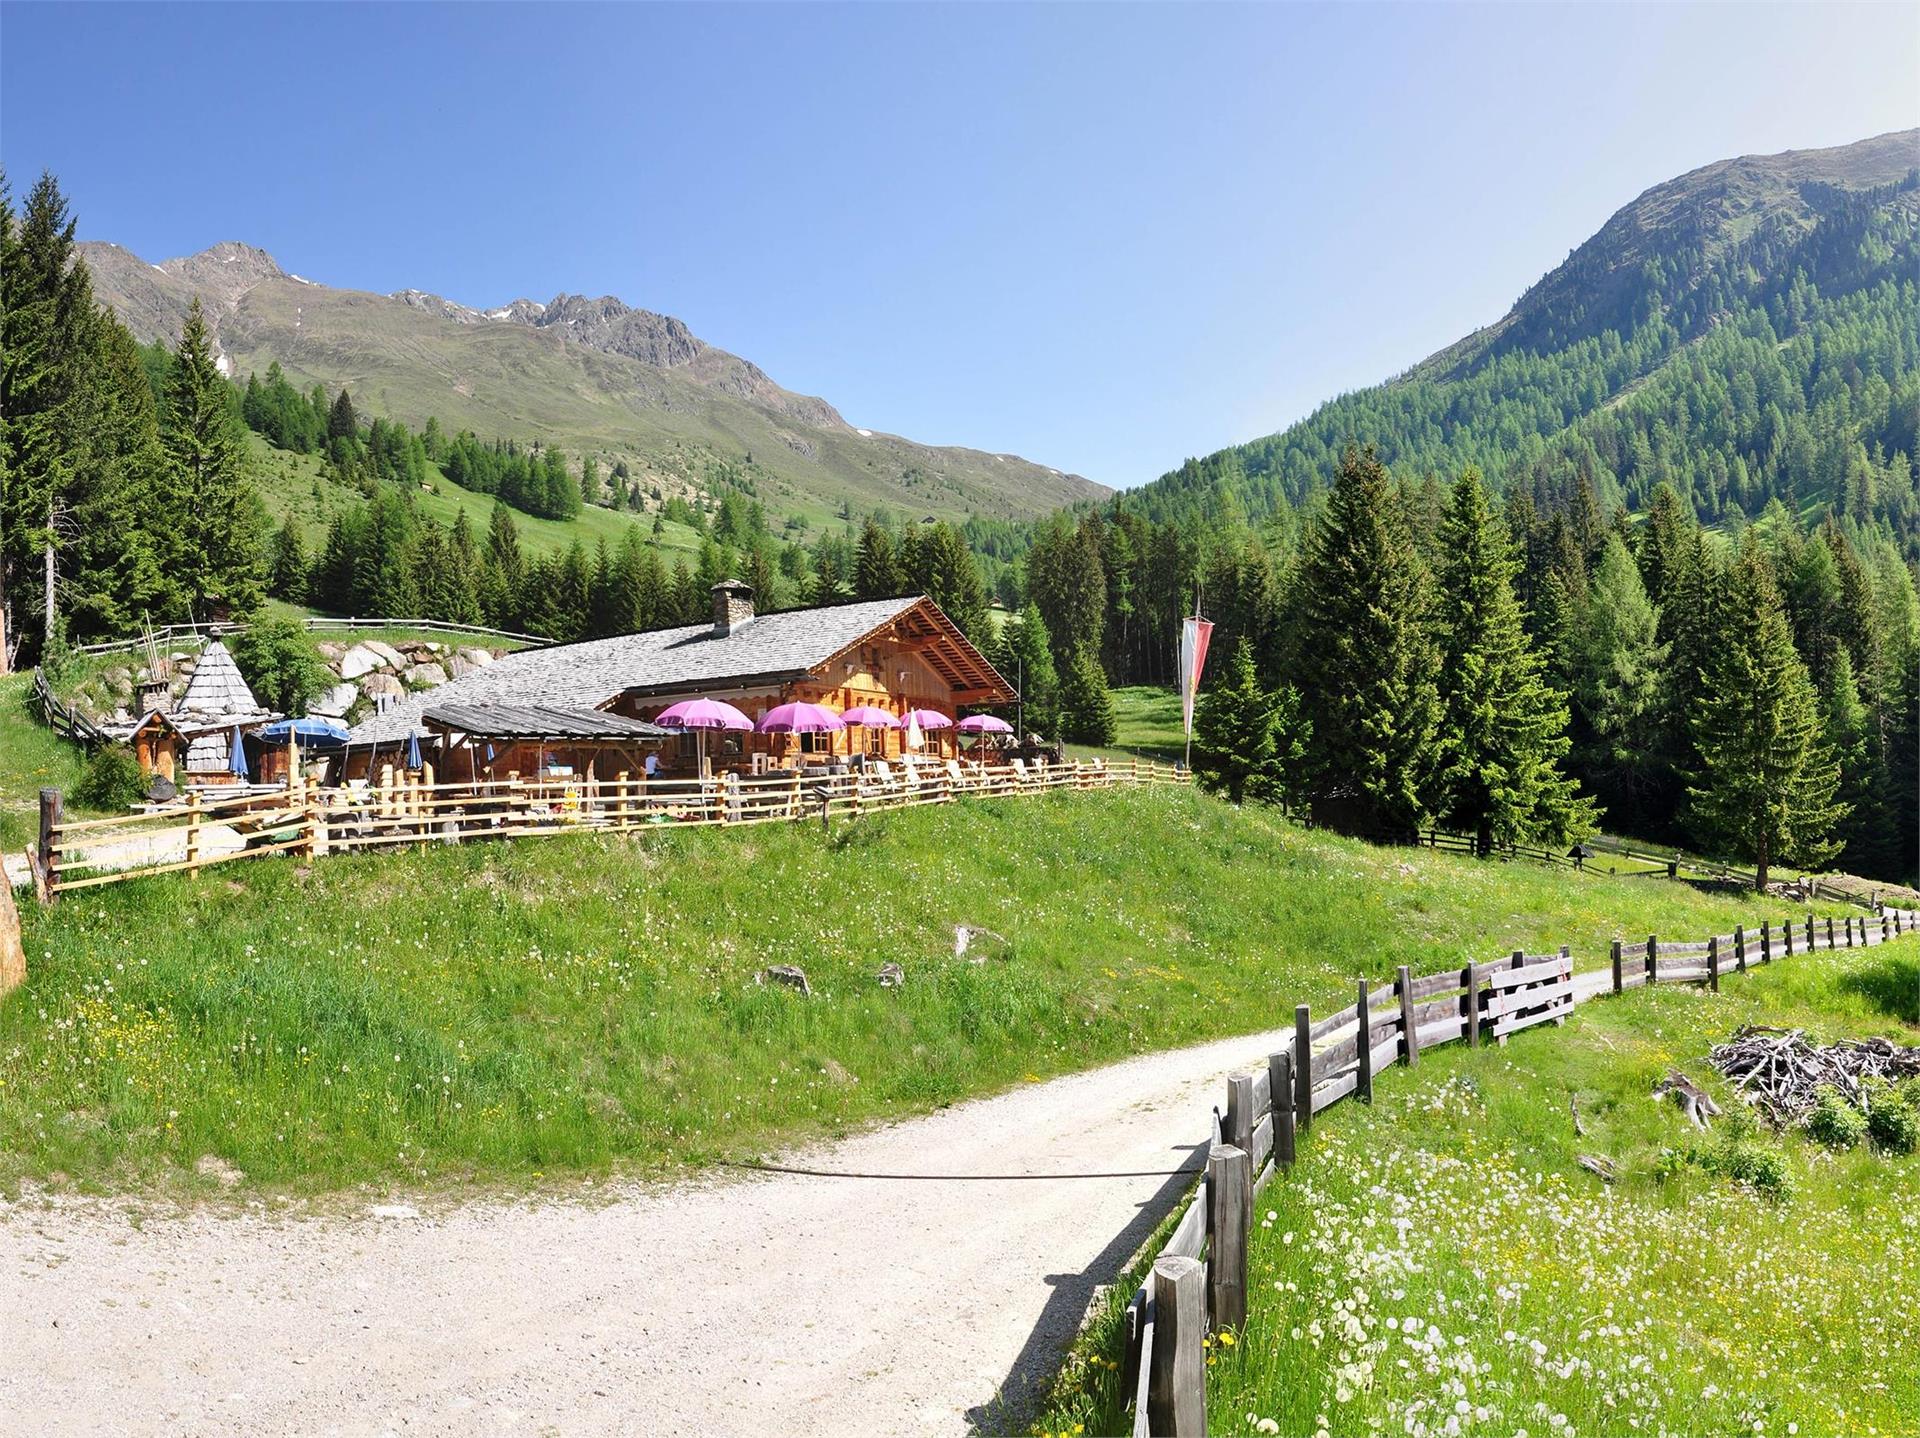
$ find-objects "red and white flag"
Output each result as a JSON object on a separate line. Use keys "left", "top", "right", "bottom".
{"left": 1179, "top": 616, "right": 1214, "bottom": 740}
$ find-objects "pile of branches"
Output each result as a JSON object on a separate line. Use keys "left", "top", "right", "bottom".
{"left": 1708, "top": 1025, "right": 1920, "bottom": 1125}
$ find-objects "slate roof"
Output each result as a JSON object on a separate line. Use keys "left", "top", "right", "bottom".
{"left": 422, "top": 703, "right": 671, "bottom": 741}
{"left": 351, "top": 596, "right": 929, "bottom": 745}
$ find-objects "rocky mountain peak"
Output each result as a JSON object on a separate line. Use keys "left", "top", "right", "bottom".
{"left": 155, "top": 242, "right": 287, "bottom": 311}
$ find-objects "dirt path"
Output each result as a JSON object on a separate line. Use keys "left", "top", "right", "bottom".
{"left": 0, "top": 1026, "right": 1293, "bottom": 1437}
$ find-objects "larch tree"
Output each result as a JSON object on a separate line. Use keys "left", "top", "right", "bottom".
{"left": 992, "top": 601, "right": 1061, "bottom": 739}
{"left": 1432, "top": 468, "right": 1593, "bottom": 853}
{"left": 1057, "top": 640, "right": 1116, "bottom": 747}
{"left": 1569, "top": 535, "right": 1669, "bottom": 829}
{"left": 853, "top": 518, "right": 903, "bottom": 600}
{"left": 1293, "top": 445, "right": 1440, "bottom": 836}
{"left": 1687, "top": 544, "right": 1845, "bottom": 888}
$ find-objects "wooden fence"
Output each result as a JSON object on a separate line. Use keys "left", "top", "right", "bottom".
{"left": 67, "top": 616, "right": 552, "bottom": 658}
{"left": 31, "top": 667, "right": 110, "bottom": 747}
{"left": 1119, "top": 904, "right": 1920, "bottom": 1435}
{"left": 27, "top": 756, "right": 1191, "bottom": 901}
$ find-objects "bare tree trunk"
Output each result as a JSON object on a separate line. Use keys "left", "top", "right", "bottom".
{"left": 1755, "top": 836, "right": 1770, "bottom": 892}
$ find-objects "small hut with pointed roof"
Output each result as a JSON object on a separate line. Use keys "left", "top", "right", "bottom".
{"left": 127, "top": 640, "right": 282, "bottom": 786}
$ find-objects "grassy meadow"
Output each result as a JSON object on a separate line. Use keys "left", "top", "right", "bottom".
{"left": 0, "top": 673, "right": 99, "bottom": 852}
{"left": 1037, "top": 937, "right": 1920, "bottom": 1438}
{"left": 0, "top": 785, "right": 1850, "bottom": 1197}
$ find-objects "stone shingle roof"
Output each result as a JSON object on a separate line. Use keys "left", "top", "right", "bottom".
{"left": 178, "top": 641, "right": 266, "bottom": 717}
{"left": 351, "top": 596, "right": 925, "bottom": 745}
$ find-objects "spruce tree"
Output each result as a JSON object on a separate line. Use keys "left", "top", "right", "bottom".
{"left": 269, "top": 516, "right": 309, "bottom": 603}
{"left": 1193, "top": 641, "right": 1307, "bottom": 806}
{"left": 853, "top": 518, "right": 903, "bottom": 600}
{"left": 1822, "top": 650, "right": 1896, "bottom": 879}
{"left": 1569, "top": 536, "right": 1668, "bottom": 828}
{"left": 1687, "top": 544, "right": 1845, "bottom": 888}
{"left": 1293, "top": 445, "right": 1441, "bottom": 836}
{"left": 1432, "top": 469, "right": 1592, "bottom": 852}
{"left": 1057, "top": 641, "right": 1116, "bottom": 747}
{"left": 160, "top": 298, "right": 264, "bottom": 614}
{"left": 991, "top": 601, "right": 1060, "bottom": 739}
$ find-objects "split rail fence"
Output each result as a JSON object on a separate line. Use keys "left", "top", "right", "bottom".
{"left": 26, "top": 757, "right": 1190, "bottom": 901}
{"left": 66, "top": 616, "right": 552, "bottom": 658}
{"left": 1120, "top": 904, "right": 1920, "bottom": 1436}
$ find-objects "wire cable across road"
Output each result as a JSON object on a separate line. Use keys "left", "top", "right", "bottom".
{"left": 725, "top": 1158, "right": 1208, "bottom": 1182}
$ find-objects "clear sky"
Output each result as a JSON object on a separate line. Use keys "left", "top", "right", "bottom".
{"left": 2, "top": 2, "right": 1916, "bottom": 490}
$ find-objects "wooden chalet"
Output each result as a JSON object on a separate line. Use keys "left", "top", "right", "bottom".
{"left": 347, "top": 584, "right": 1015, "bottom": 779}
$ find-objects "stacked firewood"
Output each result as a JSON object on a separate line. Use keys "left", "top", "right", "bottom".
{"left": 1708, "top": 1024, "right": 1920, "bottom": 1124}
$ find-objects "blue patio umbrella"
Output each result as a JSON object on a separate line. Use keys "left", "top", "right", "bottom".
{"left": 259, "top": 718, "right": 350, "bottom": 748}
{"left": 406, "top": 731, "right": 423, "bottom": 770}
{"left": 228, "top": 726, "right": 250, "bottom": 781}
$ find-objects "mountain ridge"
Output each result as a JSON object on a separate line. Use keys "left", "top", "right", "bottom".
{"left": 78, "top": 238, "right": 1105, "bottom": 527}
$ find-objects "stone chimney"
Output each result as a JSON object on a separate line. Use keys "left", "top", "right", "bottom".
{"left": 711, "top": 579, "right": 755, "bottom": 637}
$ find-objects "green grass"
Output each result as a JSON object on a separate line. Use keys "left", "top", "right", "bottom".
{"left": 1037, "top": 938, "right": 1920, "bottom": 1438}
{"left": 0, "top": 788, "right": 1853, "bottom": 1198}
{"left": 248, "top": 434, "right": 706, "bottom": 564}
{"left": 0, "top": 674, "right": 100, "bottom": 852}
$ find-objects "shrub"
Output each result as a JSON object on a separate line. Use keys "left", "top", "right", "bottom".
{"left": 73, "top": 744, "right": 146, "bottom": 811}
{"left": 1864, "top": 1080, "right": 1918, "bottom": 1156}
{"left": 229, "top": 616, "right": 332, "bottom": 716}
{"left": 1806, "top": 1086, "right": 1867, "bottom": 1150}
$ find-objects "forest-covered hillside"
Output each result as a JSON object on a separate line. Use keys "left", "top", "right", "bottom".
{"left": 1126, "top": 131, "right": 1918, "bottom": 545}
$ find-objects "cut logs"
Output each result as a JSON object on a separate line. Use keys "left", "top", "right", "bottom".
{"left": 1708, "top": 1024, "right": 1920, "bottom": 1124}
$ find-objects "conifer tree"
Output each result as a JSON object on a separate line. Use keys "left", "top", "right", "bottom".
{"left": 1687, "top": 544, "right": 1845, "bottom": 888}
{"left": 269, "top": 516, "right": 309, "bottom": 603}
{"left": 160, "top": 298, "right": 264, "bottom": 614}
{"left": 853, "top": 517, "right": 903, "bottom": 600}
{"left": 1822, "top": 650, "right": 1896, "bottom": 878}
{"left": 1569, "top": 535, "right": 1668, "bottom": 826}
{"left": 1293, "top": 445, "right": 1440, "bottom": 836}
{"left": 1193, "top": 640, "right": 1307, "bottom": 806}
{"left": 991, "top": 601, "right": 1060, "bottom": 738}
{"left": 1432, "top": 469, "right": 1592, "bottom": 852}
{"left": 1057, "top": 640, "right": 1116, "bottom": 747}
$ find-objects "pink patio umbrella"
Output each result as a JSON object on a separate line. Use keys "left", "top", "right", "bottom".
{"left": 955, "top": 714, "right": 1013, "bottom": 734}
{"left": 757, "top": 701, "right": 845, "bottom": 733}
{"left": 656, "top": 697, "right": 754, "bottom": 776}
{"left": 839, "top": 703, "right": 899, "bottom": 757}
{"left": 901, "top": 708, "right": 954, "bottom": 730}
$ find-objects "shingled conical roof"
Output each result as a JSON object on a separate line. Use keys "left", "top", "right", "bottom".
{"left": 178, "top": 640, "right": 268, "bottom": 718}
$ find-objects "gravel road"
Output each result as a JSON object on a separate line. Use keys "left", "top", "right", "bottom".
{"left": 0, "top": 1025, "right": 1294, "bottom": 1437}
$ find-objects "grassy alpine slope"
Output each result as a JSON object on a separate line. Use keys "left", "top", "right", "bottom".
{"left": 1038, "top": 938, "right": 1919, "bottom": 1438}
{"left": 0, "top": 786, "right": 1851, "bottom": 1197}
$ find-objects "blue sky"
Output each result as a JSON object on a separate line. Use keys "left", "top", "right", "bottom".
{"left": 3, "top": 2, "right": 1916, "bottom": 489}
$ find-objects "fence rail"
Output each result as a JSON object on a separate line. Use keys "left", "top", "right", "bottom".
{"left": 26, "top": 757, "right": 1191, "bottom": 900}
{"left": 31, "top": 667, "right": 110, "bottom": 747}
{"left": 1120, "top": 904, "right": 1919, "bottom": 1435}
{"left": 68, "top": 616, "right": 552, "bottom": 657}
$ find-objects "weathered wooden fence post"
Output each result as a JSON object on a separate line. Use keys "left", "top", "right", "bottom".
{"left": 1465, "top": 960, "right": 1482, "bottom": 1046}
{"left": 1225, "top": 1075, "right": 1253, "bottom": 1153}
{"left": 1707, "top": 935, "right": 1720, "bottom": 992}
{"left": 1783, "top": 915, "right": 1795, "bottom": 956}
{"left": 1806, "top": 912, "right": 1815, "bottom": 951}
{"left": 1735, "top": 924, "right": 1747, "bottom": 974}
{"left": 184, "top": 790, "right": 202, "bottom": 877}
{"left": 1396, "top": 965, "right": 1419, "bottom": 1066}
{"left": 0, "top": 853, "right": 26, "bottom": 991}
{"left": 37, "top": 788, "right": 62, "bottom": 902}
{"left": 1356, "top": 979, "right": 1374, "bottom": 1101}
{"left": 1646, "top": 934, "right": 1658, "bottom": 985}
{"left": 1293, "top": 1005, "right": 1313, "bottom": 1131}
{"left": 1760, "top": 920, "right": 1771, "bottom": 965}
{"left": 1271, "top": 1049, "right": 1296, "bottom": 1169}
{"left": 1148, "top": 1256, "right": 1207, "bottom": 1437}
{"left": 1610, "top": 939, "right": 1623, "bottom": 995}
{"left": 1827, "top": 916, "right": 1836, "bottom": 950}
{"left": 1207, "top": 1143, "right": 1250, "bottom": 1332}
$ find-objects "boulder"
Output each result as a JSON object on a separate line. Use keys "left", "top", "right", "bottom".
{"left": 406, "top": 662, "right": 449, "bottom": 688}
{"left": 363, "top": 639, "right": 407, "bottom": 670}
{"left": 315, "top": 641, "right": 346, "bottom": 662}
{"left": 458, "top": 647, "right": 496, "bottom": 669}
{"left": 447, "top": 654, "right": 478, "bottom": 680}
{"left": 339, "top": 644, "right": 388, "bottom": 680}
{"left": 310, "top": 681, "right": 359, "bottom": 717}
{"left": 359, "top": 672, "right": 404, "bottom": 700}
